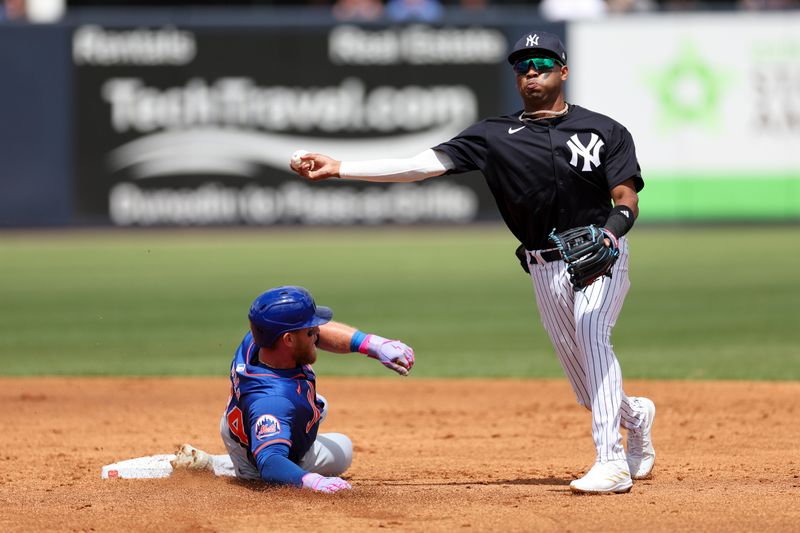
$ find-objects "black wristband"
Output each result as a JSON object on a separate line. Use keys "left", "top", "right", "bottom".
{"left": 603, "top": 205, "right": 635, "bottom": 239}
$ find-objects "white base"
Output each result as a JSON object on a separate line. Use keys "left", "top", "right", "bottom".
{"left": 102, "top": 453, "right": 236, "bottom": 479}
{"left": 101, "top": 454, "right": 176, "bottom": 479}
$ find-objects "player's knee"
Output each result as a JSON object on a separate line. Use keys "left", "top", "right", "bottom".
{"left": 318, "top": 433, "right": 353, "bottom": 476}
{"left": 332, "top": 433, "right": 353, "bottom": 473}
{"left": 574, "top": 329, "right": 611, "bottom": 355}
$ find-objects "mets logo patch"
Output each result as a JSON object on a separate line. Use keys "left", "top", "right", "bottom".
{"left": 254, "top": 414, "right": 281, "bottom": 440}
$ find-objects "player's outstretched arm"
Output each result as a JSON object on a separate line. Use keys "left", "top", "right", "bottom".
{"left": 290, "top": 149, "right": 453, "bottom": 184}
{"left": 318, "top": 321, "right": 415, "bottom": 376}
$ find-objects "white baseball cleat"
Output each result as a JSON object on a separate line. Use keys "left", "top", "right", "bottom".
{"left": 627, "top": 397, "right": 656, "bottom": 479}
{"left": 569, "top": 459, "right": 633, "bottom": 494}
{"left": 170, "top": 443, "right": 212, "bottom": 471}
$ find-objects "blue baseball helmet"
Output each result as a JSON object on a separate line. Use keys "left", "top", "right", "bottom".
{"left": 248, "top": 286, "right": 333, "bottom": 347}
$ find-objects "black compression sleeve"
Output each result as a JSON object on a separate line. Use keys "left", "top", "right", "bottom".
{"left": 603, "top": 205, "right": 635, "bottom": 238}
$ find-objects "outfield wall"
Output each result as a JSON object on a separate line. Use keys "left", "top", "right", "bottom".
{"left": 0, "top": 10, "right": 798, "bottom": 227}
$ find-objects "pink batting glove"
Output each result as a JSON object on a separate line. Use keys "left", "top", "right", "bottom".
{"left": 301, "top": 473, "right": 352, "bottom": 493}
{"left": 360, "top": 335, "right": 415, "bottom": 376}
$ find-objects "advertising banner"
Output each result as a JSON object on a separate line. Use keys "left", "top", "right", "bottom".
{"left": 569, "top": 14, "right": 800, "bottom": 220}
{"left": 72, "top": 24, "right": 510, "bottom": 226}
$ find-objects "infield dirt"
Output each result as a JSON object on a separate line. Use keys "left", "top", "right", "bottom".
{"left": 2, "top": 377, "right": 799, "bottom": 532}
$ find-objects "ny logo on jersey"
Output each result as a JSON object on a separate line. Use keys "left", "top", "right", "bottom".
{"left": 526, "top": 34, "right": 539, "bottom": 47}
{"left": 566, "top": 133, "right": 604, "bottom": 171}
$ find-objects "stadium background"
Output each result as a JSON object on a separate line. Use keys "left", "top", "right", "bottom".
{"left": 1, "top": 2, "right": 799, "bottom": 531}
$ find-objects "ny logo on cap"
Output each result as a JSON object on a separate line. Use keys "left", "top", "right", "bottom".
{"left": 526, "top": 34, "right": 539, "bottom": 47}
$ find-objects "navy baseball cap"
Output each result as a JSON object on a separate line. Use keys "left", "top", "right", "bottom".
{"left": 248, "top": 286, "right": 333, "bottom": 347}
{"left": 507, "top": 31, "right": 567, "bottom": 65}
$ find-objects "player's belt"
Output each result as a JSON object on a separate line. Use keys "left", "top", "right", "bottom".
{"left": 528, "top": 248, "right": 563, "bottom": 265}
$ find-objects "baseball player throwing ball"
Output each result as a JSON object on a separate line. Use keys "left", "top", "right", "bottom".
{"left": 173, "top": 286, "right": 414, "bottom": 493}
{"left": 290, "top": 31, "right": 655, "bottom": 494}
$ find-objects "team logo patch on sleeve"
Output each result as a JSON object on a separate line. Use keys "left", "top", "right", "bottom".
{"left": 254, "top": 414, "right": 281, "bottom": 440}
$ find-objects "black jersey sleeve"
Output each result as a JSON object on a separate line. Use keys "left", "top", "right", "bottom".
{"left": 432, "top": 121, "right": 488, "bottom": 174}
{"left": 604, "top": 124, "right": 644, "bottom": 192}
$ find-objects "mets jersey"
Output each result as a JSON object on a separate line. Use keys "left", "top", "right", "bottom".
{"left": 223, "top": 332, "right": 324, "bottom": 484}
{"left": 433, "top": 104, "right": 644, "bottom": 250}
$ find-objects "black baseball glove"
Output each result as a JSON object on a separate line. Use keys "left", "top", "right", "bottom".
{"left": 548, "top": 225, "right": 619, "bottom": 291}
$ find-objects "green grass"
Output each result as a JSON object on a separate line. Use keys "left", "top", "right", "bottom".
{"left": 1, "top": 225, "right": 798, "bottom": 379}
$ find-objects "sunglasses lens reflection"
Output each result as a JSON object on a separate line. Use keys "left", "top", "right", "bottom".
{"left": 513, "top": 57, "right": 559, "bottom": 75}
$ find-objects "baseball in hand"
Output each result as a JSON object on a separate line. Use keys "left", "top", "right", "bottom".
{"left": 291, "top": 150, "right": 313, "bottom": 171}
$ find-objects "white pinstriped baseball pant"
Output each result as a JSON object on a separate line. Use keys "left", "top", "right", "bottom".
{"left": 528, "top": 237, "right": 647, "bottom": 463}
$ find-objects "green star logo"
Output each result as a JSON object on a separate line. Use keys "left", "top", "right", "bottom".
{"left": 645, "top": 41, "right": 733, "bottom": 133}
